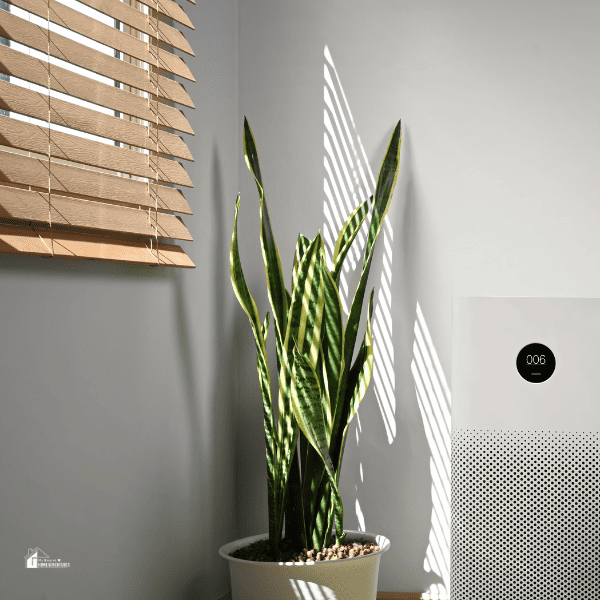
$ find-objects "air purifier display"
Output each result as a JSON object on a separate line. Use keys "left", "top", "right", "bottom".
{"left": 451, "top": 297, "right": 599, "bottom": 599}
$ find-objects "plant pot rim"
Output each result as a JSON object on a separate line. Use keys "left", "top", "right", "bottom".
{"left": 219, "top": 529, "right": 390, "bottom": 566}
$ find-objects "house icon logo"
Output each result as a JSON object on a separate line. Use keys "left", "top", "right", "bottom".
{"left": 25, "top": 547, "right": 69, "bottom": 569}
{"left": 25, "top": 548, "right": 49, "bottom": 568}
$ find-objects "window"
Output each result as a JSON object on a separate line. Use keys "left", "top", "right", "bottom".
{"left": 0, "top": 0, "right": 196, "bottom": 267}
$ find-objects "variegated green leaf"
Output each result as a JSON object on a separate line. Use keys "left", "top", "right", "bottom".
{"left": 363, "top": 120, "right": 401, "bottom": 269}
{"left": 284, "top": 436, "right": 306, "bottom": 549}
{"left": 230, "top": 195, "right": 273, "bottom": 431}
{"left": 331, "top": 198, "right": 369, "bottom": 283}
{"left": 337, "top": 121, "right": 401, "bottom": 433}
{"left": 280, "top": 234, "right": 326, "bottom": 380}
{"left": 300, "top": 253, "right": 344, "bottom": 548}
{"left": 230, "top": 193, "right": 279, "bottom": 547}
{"left": 319, "top": 347, "right": 332, "bottom": 439}
{"left": 338, "top": 290, "right": 374, "bottom": 474}
{"left": 262, "top": 312, "right": 270, "bottom": 342}
{"left": 320, "top": 261, "right": 345, "bottom": 423}
{"left": 290, "top": 345, "right": 326, "bottom": 452}
{"left": 277, "top": 235, "right": 323, "bottom": 433}
{"left": 230, "top": 196, "right": 263, "bottom": 350}
{"left": 292, "top": 233, "right": 311, "bottom": 290}
{"left": 275, "top": 234, "right": 326, "bottom": 540}
{"left": 291, "top": 346, "right": 345, "bottom": 543}
{"left": 278, "top": 235, "right": 325, "bottom": 533}
{"left": 243, "top": 117, "right": 290, "bottom": 358}
{"left": 327, "top": 251, "right": 374, "bottom": 477}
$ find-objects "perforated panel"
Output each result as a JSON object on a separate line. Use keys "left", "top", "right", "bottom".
{"left": 451, "top": 430, "right": 600, "bottom": 599}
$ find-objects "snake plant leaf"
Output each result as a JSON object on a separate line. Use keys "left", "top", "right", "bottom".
{"left": 277, "top": 235, "right": 326, "bottom": 535}
{"left": 291, "top": 345, "right": 345, "bottom": 543}
{"left": 230, "top": 194, "right": 279, "bottom": 546}
{"left": 243, "top": 117, "right": 290, "bottom": 353}
{"left": 262, "top": 311, "right": 270, "bottom": 342}
{"left": 341, "top": 121, "right": 401, "bottom": 405}
{"left": 338, "top": 289, "right": 374, "bottom": 474}
{"left": 319, "top": 346, "right": 332, "bottom": 440}
{"left": 326, "top": 248, "right": 374, "bottom": 481}
{"left": 331, "top": 198, "right": 369, "bottom": 283}
{"left": 342, "top": 252, "right": 373, "bottom": 392}
{"left": 230, "top": 195, "right": 273, "bottom": 420}
{"left": 292, "top": 233, "right": 311, "bottom": 290}
{"left": 290, "top": 344, "right": 326, "bottom": 456}
{"left": 230, "top": 195, "right": 276, "bottom": 452}
{"left": 274, "top": 234, "right": 326, "bottom": 537}
{"left": 280, "top": 234, "right": 326, "bottom": 378}
{"left": 277, "top": 234, "right": 325, "bottom": 453}
{"left": 320, "top": 261, "right": 345, "bottom": 421}
{"left": 363, "top": 120, "right": 401, "bottom": 269}
{"left": 302, "top": 255, "right": 344, "bottom": 547}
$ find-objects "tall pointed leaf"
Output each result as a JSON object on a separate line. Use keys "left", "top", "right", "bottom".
{"left": 230, "top": 194, "right": 279, "bottom": 549}
{"left": 363, "top": 120, "right": 401, "bottom": 268}
{"left": 331, "top": 198, "right": 369, "bottom": 283}
{"left": 339, "top": 121, "right": 401, "bottom": 424}
{"left": 292, "top": 233, "right": 311, "bottom": 289}
{"left": 341, "top": 253, "right": 373, "bottom": 409}
{"left": 319, "top": 347, "right": 332, "bottom": 437}
{"left": 320, "top": 262, "right": 345, "bottom": 421}
{"left": 230, "top": 195, "right": 274, "bottom": 439}
{"left": 243, "top": 117, "right": 290, "bottom": 352}
{"left": 337, "top": 290, "right": 375, "bottom": 477}
{"left": 262, "top": 312, "right": 270, "bottom": 341}
{"left": 291, "top": 346, "right": 345, "bottom": 544}
{"left": 284, "top": 439, "right": 306, "bottom": 549}
{"left": 278, "top": 235, "right": 324, "bottom": 439}
{"left": 275, "top": 234, "right": 326, "bottom": 542}
{"left": 300, "top": 258, "right": 344, "bottom": 547}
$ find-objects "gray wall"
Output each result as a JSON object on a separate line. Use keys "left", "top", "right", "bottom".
{"left": 237, "top": 0, "right": 600, "bottom": 595}
{"left": 0, "top": 2, "right": 238, "bottom": 599}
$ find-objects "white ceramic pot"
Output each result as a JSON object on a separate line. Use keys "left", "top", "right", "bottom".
{"left": 219, "top": 530, "right": 390, "bottom": 600}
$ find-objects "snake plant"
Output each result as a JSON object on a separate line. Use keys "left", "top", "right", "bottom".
{"left": 230, "top": 117, "right": 401, "bottom": 559}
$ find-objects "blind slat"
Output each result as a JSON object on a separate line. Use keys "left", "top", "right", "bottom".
{"left": 0, "top": 223, "right": 195, "bottom": 267}
{"left": 0, "top": 9, "right": 195, "bottom": 101}
{"left": 8, "top": 0, "right": 194, "bottom": 81}
{"left": 0, "top": 184, "right": 192, "bottom": 240}
{"left": 154, "top": 47, "right": 194, "bottom": 82}
{"left": 155, "top": 75, "right": 194, "bottom": 109}
{"left": 11, "top": 0, "right": 195, "bottom": 81}
{"left": 74, "top": 0, "right": 193, "bottom": 56}
{"left": 0, "top": 79, "right": 193, "bottom": 160}
{"left": 0, "top": 116, "right": 193, "bottom": 185}
{"left": 0, "top": 150, "right": 193, "bottom": 213}
{"left": 0, "top": 45, "right": 195, "bottom": 131}
{"left": 137, "top": 0, "right": 193, "bottom": 30}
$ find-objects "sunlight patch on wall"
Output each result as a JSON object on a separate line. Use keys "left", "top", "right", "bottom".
{"left": 355, "top": 496, "right": 366, "bottom": 532}
{"left": 411, "top": 302, "right": 451, "bottom": 600}
{"left": 323, "top": 46, "right": 397, "bottom": 468}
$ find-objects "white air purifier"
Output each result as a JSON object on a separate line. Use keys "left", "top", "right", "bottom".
{"left": 451, "top": 297, "right": 599, "bottom": 599}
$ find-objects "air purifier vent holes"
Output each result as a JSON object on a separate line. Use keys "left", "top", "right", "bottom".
{"left": 451, "top": 430, "right": 599, "bottom": 600}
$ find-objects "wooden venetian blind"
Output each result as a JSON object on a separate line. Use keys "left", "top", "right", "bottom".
{"left": 0, "top": 0, "right": 195, "bottom": 267}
